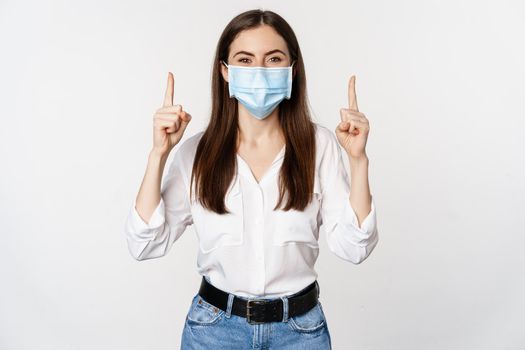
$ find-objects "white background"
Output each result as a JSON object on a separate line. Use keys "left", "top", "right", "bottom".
{"left": 1, "top": 0, "right": 524, "bottom": 349}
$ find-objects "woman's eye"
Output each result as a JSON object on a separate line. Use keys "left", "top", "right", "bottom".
{"left": 237, "top": 57, "right": 282, "bottom": 64}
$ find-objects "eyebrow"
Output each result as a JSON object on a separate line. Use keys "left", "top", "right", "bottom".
{"left": 233, "top": 49, "right": 287, "bottom": 57}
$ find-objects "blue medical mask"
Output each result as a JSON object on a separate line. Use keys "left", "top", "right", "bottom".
{"left": 222, "top": 60, "right": 295, "bottom": 120}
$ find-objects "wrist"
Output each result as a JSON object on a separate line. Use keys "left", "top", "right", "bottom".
{"left": 149, "top": 148, "right": 169, "bottom": 164}
{"left": 348, "top": 154, "right": 369, "bottom": 165}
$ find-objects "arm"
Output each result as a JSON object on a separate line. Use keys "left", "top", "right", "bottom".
{"left": 349, "top": 155, "right": 372, "bottom": 228}
{"left": 135, "top": 150, "right": 169, "bottom": 225}
{"left": 323, "top": 74, "right": 379, "bottom": 263}
{"left": 321, "top": 131, "right": 378, "bottom": 264}
{"left": 124, "top": 147, "right": 193, "bottom": 261}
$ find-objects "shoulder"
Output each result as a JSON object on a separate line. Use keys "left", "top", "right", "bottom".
{"left": 313, "top": 122, "right": 339, "bottom": 157}
{"left": 174, "top": 130, "right": 205, "bottom": 158}
{"left": 171, "top": 130, "right": 205, "bottom": 171}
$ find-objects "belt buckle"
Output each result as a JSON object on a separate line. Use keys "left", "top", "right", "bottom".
{"left": 246, "top": 299, "right": 266, "bottom": 324}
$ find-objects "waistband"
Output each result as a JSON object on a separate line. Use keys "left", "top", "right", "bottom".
{"left": 197, "top": 276, "right": 320, "bottom": 324}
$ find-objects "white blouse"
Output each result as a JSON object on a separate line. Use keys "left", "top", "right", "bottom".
{"left": 124, "top": 123, "right": 379, "bottom": 298}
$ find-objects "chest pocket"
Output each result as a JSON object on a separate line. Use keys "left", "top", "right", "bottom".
{"left": 272, "top": 179, "right": 322, "bottom": 249}
{"left": 191, "top": 177, "right": 244, "bottom": 254}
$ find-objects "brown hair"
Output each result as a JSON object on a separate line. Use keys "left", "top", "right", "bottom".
{"left": 190, "top": 9, "right": 317, "bottom": 214}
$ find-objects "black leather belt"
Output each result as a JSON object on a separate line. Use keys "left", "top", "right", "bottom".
{"left": 197, "top": 276, "right": 320, "bottom": 324}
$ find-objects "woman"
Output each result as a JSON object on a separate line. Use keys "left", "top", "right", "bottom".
{"left": 124, "top": 9, "right": 379, "bottom": 350}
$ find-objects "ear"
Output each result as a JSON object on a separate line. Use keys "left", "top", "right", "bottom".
{"left": 220, "top": 61, "right": 229, "bottom": 83}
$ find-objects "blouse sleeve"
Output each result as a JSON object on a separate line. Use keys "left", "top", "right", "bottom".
{"left": 124, "top": 146, "right": 193, "bottom": 261}
{"left": 319, "top": 131, "right": 379, "bottom": 264}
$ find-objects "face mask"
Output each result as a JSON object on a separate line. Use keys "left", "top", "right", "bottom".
{"left": 222, "top": 60, "right": 295, "bottom": 120}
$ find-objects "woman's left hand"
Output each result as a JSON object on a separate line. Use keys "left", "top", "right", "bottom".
{"left": 335, "top": 75, "right": 370, "bottom": 160}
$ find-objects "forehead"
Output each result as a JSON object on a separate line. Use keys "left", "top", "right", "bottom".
{"left": 229, "top": 25, "right": 289, "bottom": 56}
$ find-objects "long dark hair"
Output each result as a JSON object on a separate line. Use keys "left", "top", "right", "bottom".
{"left": 190, "top": 9, "right": 317, "bottom": 214}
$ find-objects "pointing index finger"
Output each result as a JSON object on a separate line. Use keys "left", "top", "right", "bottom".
{"left": 163, "top": 72, "right": 174, "bottom": 107}
{"left": 348, "top": 75, "right": 359, "bottom": 112}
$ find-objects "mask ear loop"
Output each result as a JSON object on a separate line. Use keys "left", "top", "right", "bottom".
{"left": 221, "top": 61, "right": 230, "bottom": 86}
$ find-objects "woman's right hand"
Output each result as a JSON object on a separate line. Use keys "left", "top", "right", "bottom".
{"left": 152, "top": 72, "right": 192, "bottom": 156}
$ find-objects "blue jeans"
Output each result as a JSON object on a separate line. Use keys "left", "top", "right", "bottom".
{"left": 180, "top": 289, "right": 332, "bottom": 349}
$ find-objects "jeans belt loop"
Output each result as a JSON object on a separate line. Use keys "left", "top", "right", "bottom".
{"left": 280, "top": 295, "right": 289, "bottom": 322}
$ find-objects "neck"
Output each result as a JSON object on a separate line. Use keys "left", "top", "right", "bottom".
{"left": 236, "top": 104, "right": 283, "bottom": 147}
